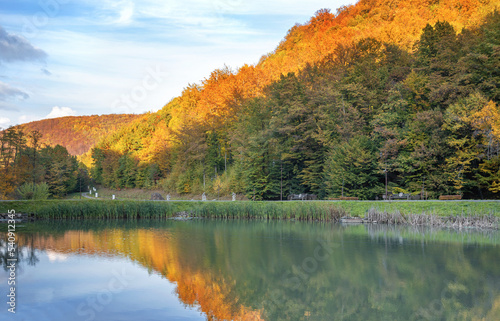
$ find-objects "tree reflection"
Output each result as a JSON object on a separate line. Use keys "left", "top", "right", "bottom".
{"left": 0, "top": 236, "right": 40, "bottom": 272}
{"left": 7, "top": 221, "right": 500, "bottom": 320}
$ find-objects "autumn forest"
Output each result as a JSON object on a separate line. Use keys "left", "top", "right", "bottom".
{"left": 1, "top": 0, "right": 499, "bottom": 200}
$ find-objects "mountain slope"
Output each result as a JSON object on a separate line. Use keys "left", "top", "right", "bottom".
{"left": 15, "top": 114, "right": 142, "bottom": 155}
{"left": 89, "top": 0, "right": 500, "bottom": 198}
{"left": 96, "top": 0, "right": 499, "bottom": 160}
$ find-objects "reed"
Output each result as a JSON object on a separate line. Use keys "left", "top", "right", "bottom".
{"left": 1, "top": 200, "right": 345, "bottom": 221}
{"left": 191, "top": 201, "right": 345, "bottom": 221}
{"left": 365, "top": 208, "right": 499, "bottom": 229}
{"left": 362, "top": 224, "right": 500, "bottom": 245}
{"left": 29, "top": 200, "right": 177, "bottom": 220}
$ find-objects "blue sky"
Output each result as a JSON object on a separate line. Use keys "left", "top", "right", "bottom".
{"left": 0, "top": 0, "right": 352, "bottom": 127}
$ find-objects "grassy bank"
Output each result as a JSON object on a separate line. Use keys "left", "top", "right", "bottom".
{"left": 0, "top": 200, "right": 179, "bottom": 220}
{"left": 331, "top": 200, "right": 500, "bottom": 217}
{"left": 0, "top": 200, "right": 499, "bottom": 223}
{"left": 0, "top": 200, "right": 344, "bottom": 220}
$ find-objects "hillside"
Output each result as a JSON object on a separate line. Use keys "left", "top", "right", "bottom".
{"left": 89, "top": 0, "right": 500, "bottom": 199}
{"left": 96, "top": 0, "right": 500, "bottom": 157}
{"left": 15, "top": 114, "right": 142, "bottom": 155}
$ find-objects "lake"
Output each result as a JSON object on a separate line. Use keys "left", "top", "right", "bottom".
{"left": 1, "top": 219, "right": 499, "bottom": 320}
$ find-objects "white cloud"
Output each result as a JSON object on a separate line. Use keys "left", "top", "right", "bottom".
{"left": 46, "top": 250, "right": 68, "bottom": 262}
{"left": 0, "top": 116, "right": 10, "bottom": 126}
{"left": 19, "top": 114, "right": 37, "bottom": 124}
{"left": 44, "top": 106, "right": 77, "bottom": 119}
{"left": 88, "top": 0, "right": 353, "bottom": 35}
{"left": 116, "top": 1, "right": 135, "bottom": 24}
{"left": 88, "top": 0, "right": 135, "bottom": 25}
{"left": 131, "top": 0, "right": 351, "bottom": 21}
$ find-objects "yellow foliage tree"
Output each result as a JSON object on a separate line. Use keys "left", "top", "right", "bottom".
{"left": 472, "top": 100, "right": 500, "bottom": 142}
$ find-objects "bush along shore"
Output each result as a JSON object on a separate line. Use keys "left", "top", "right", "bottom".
{"left": 0, "top": 200, "right": 498, "bottom": 229}
{"left": 363, "top": 209, "right": 499, "bottom": 230}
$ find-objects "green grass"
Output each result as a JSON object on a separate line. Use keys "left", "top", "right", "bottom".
{"left": 96, "top": 188, "right": 165, "bottom": 200}
{"left": 94, "top": 187, "right": 241, "bottom": 201}
{"left": 333, "top": 200, "right": 500, "bottom": 217}
{"left": 63, "top": 193, "right": 87, "bottom": 200}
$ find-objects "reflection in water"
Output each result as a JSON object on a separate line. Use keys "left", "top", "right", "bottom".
{"left": 4, "top": 220, "right": 500, "bottom": 320}
{"left": 0, "top": 238, "right": 39, "bottom": 271}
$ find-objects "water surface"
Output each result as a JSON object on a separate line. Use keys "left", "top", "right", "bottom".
{"left": 1, "top": 220, "right": 499, "bottom": 320}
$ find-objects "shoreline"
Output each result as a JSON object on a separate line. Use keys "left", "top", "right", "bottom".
{"left": 1, "top": 200, "right": 498, "bottom": 230}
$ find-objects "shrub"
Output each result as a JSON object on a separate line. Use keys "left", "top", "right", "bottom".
{"left": 17, "top": 182, "right": 50, "bottom": 200}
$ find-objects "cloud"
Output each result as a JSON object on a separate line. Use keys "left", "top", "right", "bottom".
{"left": 116, "top": 1, "right": 135, "bottom": 24}
{"left": 0, "top": 117, "right": 10, "bottom": 126}
{"left": 0, "top": 81, "right": 29, "bottom": 101}
{"left": 44, "top": 106, "right": 77, "bottom": 119}
{"left": 0, "top": 25, "right": 48, "bottom": 63}
{"left": 19, "top": 115, "right": 37, "bottom": 124}
{"left": 41, "top": 68, "right": 52, "bottom": 75}
{"left": 92, "top": 0, "right": 135, "bottom": 25}
{"left": 46, "top": 250, "right": 68, "bottom": 262}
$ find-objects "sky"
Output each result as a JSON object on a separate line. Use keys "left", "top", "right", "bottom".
{"left": 0, "top": 0, "right": 353, "bottom": 128}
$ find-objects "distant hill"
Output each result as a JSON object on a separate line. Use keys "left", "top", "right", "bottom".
{"left": 15, "top": 114, "right": 142, "bottom": 155}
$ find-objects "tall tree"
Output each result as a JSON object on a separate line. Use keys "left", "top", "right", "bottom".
{"left": 324, "top": 135, "right": 380, "bottom": 199}
{"left": 28, "top": 130, "right": 43, "bottom": 184}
